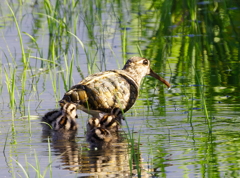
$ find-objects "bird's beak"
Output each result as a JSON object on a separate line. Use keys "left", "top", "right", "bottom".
{"left": 149, "top": 69, "right": 171, "bottom": 88}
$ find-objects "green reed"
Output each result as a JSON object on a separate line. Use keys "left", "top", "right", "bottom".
{"left": 41, "top": 0, "right": 104, "bottom": 91}
{"left": 124, "top": 119, "right": 142, "bottom": 177}
{"left": 68, "top": 30, "right": 98, "bottom": 75}
{"left": 5, "top": 3, "right": 32, "bottom": 115}
{"left": 43, "top": 0, "right": 62, "bottom": 60}
{"left": 12, "top": 158, "right": 29, "bottom": 178}
{"left": 11, "top": 138, "right": 54, "bottom": 178}
{"left": 7, "top": 3, "right": 27, "bottom": 67}
{"left": 4, "top": 65, "right": 16, "bottom": 110}
{"left": 19, "top": 69, "right": 28, "bottom": 110}
{"left": 121, "top": 27, "right": 127, "bottom": 63}
{"left": 0, "top": 63, "right": 3, "bottom": 94}
{"left": 3, "top": 61, "right": 17, "bottom": 142}
{"left": 61, "top": 54, "right": 74, "bottom": 91}
{"left": 187, "top": 93, "right": 194, "bottom": 124}
{"left": 49, "top": 66, "right": 61, "bottom": 101}
{"left": 47, "top": 137, "right": 53, "bottom": 178}
{"left": 192, "top": 65, "right": 212, "bottom": 132}
{"left": 23, "top": 32, "right": 43, "bottom": 59}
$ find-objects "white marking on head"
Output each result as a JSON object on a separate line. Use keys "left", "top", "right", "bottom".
{"left": 88, "top": 118, "right": 100, "bottom": 128}
{"left": 63, "top": 103, "right": 77, "bottom": 118}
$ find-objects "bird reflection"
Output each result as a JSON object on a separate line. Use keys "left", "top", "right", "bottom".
{"left": 41, "top": 108, "right": 149, "bottom": 177}
{"left": 42, "top": 131, "right": 148, "bottom": 177}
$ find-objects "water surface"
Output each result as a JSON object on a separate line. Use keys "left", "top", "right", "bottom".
{"left": 0, "top": 0, "right": 240, "bottom": 177}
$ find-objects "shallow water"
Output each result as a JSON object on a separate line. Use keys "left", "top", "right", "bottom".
{"left": 1, "top": 0, "right": 240, "bottom": 177}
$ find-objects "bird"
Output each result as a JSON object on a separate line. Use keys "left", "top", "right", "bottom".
{"left": 41, "top": 103, "right": 78, "bottom": 132}
{"left": 87, "top": 117, "right": 100, "bottom": 131}
{"left": 86, "top": 108, "right": 123, "bottom": 149}
{"left": 99, "top": 108, "right": 123, "bottom": 132}
{"left": 59, "top": 56, "right": 170, "bottom": 118}
{"left": 87, "top": 108, "right": 123, "bottom": 133}
{"left": 86, "top": 126, "right": 116, "bottom": 149}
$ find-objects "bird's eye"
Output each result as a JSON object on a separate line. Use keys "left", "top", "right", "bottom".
{"left": 143, "top": 59, "right": 148, "bottom": 65}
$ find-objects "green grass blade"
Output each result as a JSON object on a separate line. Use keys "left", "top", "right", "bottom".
{"left": 11, "top": 157, "right": 30, "bottom": 178}
{"left": 6, "top": 2, "right": 27, "bottom": 67}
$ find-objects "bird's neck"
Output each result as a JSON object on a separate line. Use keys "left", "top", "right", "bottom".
{"left": 123, "top": 68, "right": 146, "bottom": 86}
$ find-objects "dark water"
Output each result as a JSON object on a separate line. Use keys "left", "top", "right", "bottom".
{"left": 0, "top": 0, "right": 240, "bottom": 177}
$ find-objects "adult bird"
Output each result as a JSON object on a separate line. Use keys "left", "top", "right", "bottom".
{"left": 59, "top": 56, "right": 170, "bottom": 118}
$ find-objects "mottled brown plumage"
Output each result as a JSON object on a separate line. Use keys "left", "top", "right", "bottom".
{"left": 59, "top": 56, "right": 170, "bottom": 118}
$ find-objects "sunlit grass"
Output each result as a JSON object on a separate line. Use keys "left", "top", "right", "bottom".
{"left": 7, "top": 3, "right": 27, "bottom": 67}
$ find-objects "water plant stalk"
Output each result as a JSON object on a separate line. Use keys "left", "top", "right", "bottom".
{"left": 7, "top": 3, "right": 27, "bottom": 67}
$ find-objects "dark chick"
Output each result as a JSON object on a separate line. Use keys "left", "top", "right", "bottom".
{"left": 41, "top": 103, "right": 78, "bottom": 131}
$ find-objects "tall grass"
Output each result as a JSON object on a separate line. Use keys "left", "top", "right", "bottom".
{"left": 124, "top": 119, "right": 142, "bottom": 177}
{"left": 61, "top": 53, "right": 74, "bottom": 91}
{"left": 5, "top": 2, "right": 31, "bottom": 115}
{"left": 7, "top": 3, "right": 28, "bottom": 67}
{"left": 10, "top": 138, "right": 54, "bottom": 178}
{"left": 192, "top": 65, "right": 212, "bottom": 132}
{"left": 0, "top": 63, "right": 3, "bottom": 94}
{"left": 4, "top": 65, "right": 16, "bottom": 110}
